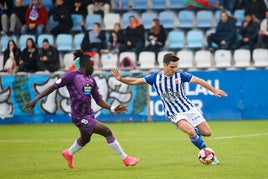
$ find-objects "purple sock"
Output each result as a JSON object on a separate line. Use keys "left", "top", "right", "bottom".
{"left": 77, "top": 137, "right": 86, "bottom": 147}
{"left": 106, "top": 135, "right": 115, "bottom": 144}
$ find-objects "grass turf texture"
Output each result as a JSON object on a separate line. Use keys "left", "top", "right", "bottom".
{"left": 0, "top": 120, "right": 268, "bottom": 179}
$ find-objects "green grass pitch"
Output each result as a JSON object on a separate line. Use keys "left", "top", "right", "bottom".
{"left": 0, "top": 120, "right": 268, "bottom": 179}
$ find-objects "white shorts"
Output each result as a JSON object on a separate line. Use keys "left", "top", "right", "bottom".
{"left": 169, "top": 107, "right": 206, "bottom": 127}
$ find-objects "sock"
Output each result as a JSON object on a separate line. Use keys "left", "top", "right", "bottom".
{"left": 194, "top": 128, "right": 204, "bottom": 136}
{"left": 68, "top": 139, "right": 82, "bottom": 155}
{"left": 190, "top": 135, "right": 207, "bottom": 150}
{"left": 107, "top": 139, "right": 127, "bottom": 160}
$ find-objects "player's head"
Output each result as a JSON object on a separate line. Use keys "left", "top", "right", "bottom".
{"left": 74, "top": 50, "right": 94, "bottom": 75}
{"left": 163, "top": 53, "right": 180, "bottom": 76}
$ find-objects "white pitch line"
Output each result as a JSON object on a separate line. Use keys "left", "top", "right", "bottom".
{"left": 0, "top": 132, "right": 268, "bottom": 143}
{"left": 212, "top": 132, "right": 268, "bottom": 140}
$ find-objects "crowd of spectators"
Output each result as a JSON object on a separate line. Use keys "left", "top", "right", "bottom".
{"left": 0, "top": 0, "right": 268, "bottom": 73}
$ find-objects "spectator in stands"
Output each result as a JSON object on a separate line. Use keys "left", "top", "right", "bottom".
{"left": 72, "top": 0, "right": 87, "bottom": 17}
{"left": 86, "top": 0, "right": 110, "bottom": 17}
{"left": 256, "top": 10, "right": 268, "bottom": 48}
{"left": 0, "top": 0, "right": 14, "bottom": 12}
{"left": 4, "top": 0, "right": 27, "bottom": 36}
{"left": 0, "top": 2, "right": 8, "bottom": 35}
{"left": 81, "top": 22, "right": 106, "bottom": 54}
{"left": 207, "top": 11, "right": 237, "bottom": 50}
{"left": 37, "top": 39, "right": 60, "bottom": 72}
{"left": 120, "top": 16, "right": 145, "bottom": 65}
{"left": 3, "top": 40, "right": 21, "bottom": 74}
{"left": 49, "top": 0, "right": 73, "bottom": 36}
{"left": 106, "top": 23, "right": 124, "bottom": 54}
{"left": 22, "top": 0, "right": 48, "bottom": 36}
{"left": 145, "top": 18, "right": 166, "bottom": 65}
{"left": 18, "top": 38, "right": 39, "bottom": 73}
{"left": 237, "top": 13, "right": 259, "bottom": 60}
{"left": 245, "top": 0, "right": 267, "bottom": 20}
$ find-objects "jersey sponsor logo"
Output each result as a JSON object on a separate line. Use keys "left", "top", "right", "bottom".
{"left": 83, "top": 84, "right": 92, "bottom": 95}
{"left": 162, "top": 88, "right": 180, "bottom": 101}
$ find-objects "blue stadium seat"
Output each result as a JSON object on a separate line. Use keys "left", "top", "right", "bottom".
{"left": 141, "top": 11, "right": 158, "bottom": 29}
{"left": 48, "top": 15, "right": 59, "bottom": 31}
{"left": 37, "top": 34, "right": 54, "bottom": 47}
{"left": 19, "top": 34, "right": 36, "bottom": 50}
{"left": 113, "top": 0, "right": 130, "bottom": 11}
{"left": 74, "top": 33, "right": 85, "bottom": 50}
{"left": 56, "top": 34, "right": 73, "bottom": 51}
{"left": 169, "top": 0, "right": 184, "bottom": 9}
{"left": 178, "top": 10, "right": 195, "bottom": 29}
{"left": 131, "top": 0, "right": 148, "bottom": 10}
{"left": 70, "top": 14, "right": 83, "bottom": 33}
{"left": 85, "top": 14, "right": 102, "bottom": 30}
{"left": 196, "top": 10, "right": 214, "bottom": 28}
{"left": 151, "top": 0, "right": 167, "bottom": 10}
{"left": 42, "top": 0, "right": 53, "bottom": 11}
{"left": 0, "top": 35, "right": 17, "bottom": 52}
{"left": 159, "top": 10, "right": 175, "bottom": 29}
{"left": 166, "top": 30, "right": 185, "bottom": 49}
{"left": 23, "top": 0, "right": 32, "bottom": 6}
{"left": 234, "top": 9, "right": 245, "bottom": 27}
{"left": 122, "top": 11, "right": 140, "bottom": 28}
{"left": 186, "top": 30, "right": 204, "bottom": 49}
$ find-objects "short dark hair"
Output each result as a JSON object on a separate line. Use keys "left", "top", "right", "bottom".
{"left": 42, "top": 39, "right": 49, "bottom": 43}
{"left": 74, "top": 50, "right": 92, "bottom": 66}
{"left": 163, "top": 53, "right": 179, "bottom": 64}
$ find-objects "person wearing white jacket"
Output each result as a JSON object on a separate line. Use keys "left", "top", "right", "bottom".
{"left": 257, "top": 10, "right": 268, "bottom": 48}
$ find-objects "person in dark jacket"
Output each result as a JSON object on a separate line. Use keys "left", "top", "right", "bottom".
{"left": 207, "top": 11, "right": 237, "bottom": 50}
{"left": 145, "top": 18, "right": 167, "bottom": 64}
{"left": 237, "top": 13, "right": 259, "bottom": 50}
{"left": 37, "top": 39, "right": 60, "bottom": 72}
{"left": 245, "top": 0, "right": 267, "bottom": 20}
{"left": 3, "top": 40, "right": 21, "bottom": 73}
{"left": 237, "top": 13, "right": 259, "bottom": 61}
{"left": 107, "top": 23, "right": 124, "bottom": 53}
{"left": 72, "top": 0, "right": 87, "bottom": 17}
{"left": 18, "top": 38, "right": 39, "bottom": 73}
{"left": 50, "top": 0, "right": 73, "bottom": 36}
{"left": 81, "top": 22, "right": 106, "bottom": 54}
{"left": 6, "top": 0, "right": 27, "bottom": 36}
{"left": 120, "top": 16, "right": 145, "bottom": 64}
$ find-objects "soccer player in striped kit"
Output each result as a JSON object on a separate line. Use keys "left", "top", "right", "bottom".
{"left": 24, "top": 50, "right": 139, "bottom": 169}
{"left": 111, "top": 52, "right": 228, "bottom": 164}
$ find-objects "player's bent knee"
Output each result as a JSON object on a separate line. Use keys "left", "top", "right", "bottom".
{"left": 203, "top": 129, "right": 212, "bottom": 137}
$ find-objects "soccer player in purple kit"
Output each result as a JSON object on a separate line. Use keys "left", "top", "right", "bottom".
{"left": 24, "top": 50, "right": 139, "bottom": 169}
{"left": 111, "top": 52, "right": 228, "bottom": 165}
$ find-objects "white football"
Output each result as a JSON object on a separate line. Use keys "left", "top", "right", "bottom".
{"left": 198, "top": 147, "right": 215, "bottom": 164}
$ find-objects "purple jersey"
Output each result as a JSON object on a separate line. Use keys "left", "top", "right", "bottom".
{"left": 54, "top": 70, "right": 103, "bottom": 122}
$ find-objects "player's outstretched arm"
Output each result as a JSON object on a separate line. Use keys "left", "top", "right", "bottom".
{"left": 191, "top": 76, "right": 228, "bottom": 97}
{"left": 111, "top": 69, "right": 146, "bottom": 85}
{"left": 96, "top": 99, "right": 128, "bottom": 113}
{"left": 23, "top": 85, "right": 57, "bottom": 109}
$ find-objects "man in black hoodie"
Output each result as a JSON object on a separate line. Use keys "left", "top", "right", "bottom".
{"left": 50, "top": 0, "right": 73, "bottom": 36}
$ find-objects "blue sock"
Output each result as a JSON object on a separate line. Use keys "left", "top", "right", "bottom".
{"left": 190, "top": 135, "right": 207, "bottom": 150}
{"left": 194, "top": 128, "right": 204, "bottom": 136}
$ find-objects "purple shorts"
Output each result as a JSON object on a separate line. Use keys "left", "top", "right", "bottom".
{"left": 73, "top": 115, "right": 98, "bottom": 135}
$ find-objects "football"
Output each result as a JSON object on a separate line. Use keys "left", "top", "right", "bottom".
{"left": 198, "top": 148, "right": 215, "bottom": 164}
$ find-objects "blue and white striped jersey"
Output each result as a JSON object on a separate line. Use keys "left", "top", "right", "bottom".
{"left": 144, "top": 71, "right": 194, "bottom": 117}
